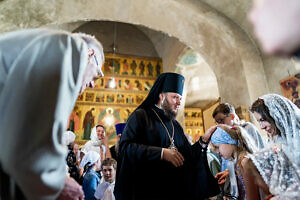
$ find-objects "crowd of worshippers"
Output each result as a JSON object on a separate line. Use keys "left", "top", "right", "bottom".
{"left": 63, "top": 83, "right": 300, "bottom": 200}
{"left": 63, "top": 123, "right": 124, "bottom": 200}
{"left": 111, "top": 73, "right": 300, "bottom": 200}
{"left": 59, "top": 70, "right": 300, "bottom": 200}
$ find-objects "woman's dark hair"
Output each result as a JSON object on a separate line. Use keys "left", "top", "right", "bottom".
{"left": 96, "top": 124, "right": 104, "bottom": 129}
{"left": 250, "top": 98, "right": 277, "bottom": 126}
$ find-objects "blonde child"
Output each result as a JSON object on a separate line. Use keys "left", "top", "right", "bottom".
{"left": 210, "top": 125, "right": 270, "bottom": 200}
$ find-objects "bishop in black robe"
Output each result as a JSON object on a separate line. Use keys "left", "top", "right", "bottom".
{"left": 114, "top": 73, "right": 220, "bottom": 200}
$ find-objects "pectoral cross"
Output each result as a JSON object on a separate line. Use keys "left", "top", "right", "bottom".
{"left": 168, "top": 140, "right": 177, "bottom": 151}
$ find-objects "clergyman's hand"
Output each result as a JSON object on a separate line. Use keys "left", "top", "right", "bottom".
{"left": 162, "top": 148, "right": 184, "bottom": 167}
{"left": 56, "top": 176, "right": 84, "bottom": 200}
{"left": 202, "top": 125, "right": 219, "bottom": 143}
{"left": 215, "top": 169, "right": 229, "bottom": 185}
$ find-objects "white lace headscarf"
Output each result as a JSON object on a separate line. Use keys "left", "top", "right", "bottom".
{"left": 90, "top": 125, "right": 106, "bottom": 144}
{"left": 261, "top": 94, "right": 300, "bottom": 166}
{"left": 81, "top": 125, "right": 106, "bottom": 156}
{"left": 90, "top": 125, "right": 99, "bottom": 142}
{"left": 248, "top": 94, "right": 300, "bottom": 198}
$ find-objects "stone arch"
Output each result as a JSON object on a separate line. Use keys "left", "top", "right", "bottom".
{"left": 74, "top": 21, "right": 159, "bottom": 57}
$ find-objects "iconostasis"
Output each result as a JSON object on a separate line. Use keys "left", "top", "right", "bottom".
{"left": 67, "top": 53, "right": 207, "bottom": 146}
{"left": 68, "top": 53, "right": 162, "bottom": 146}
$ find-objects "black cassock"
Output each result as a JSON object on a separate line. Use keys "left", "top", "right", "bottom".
{"left": 114, "top": 106, "right": 219, "bottom": 200}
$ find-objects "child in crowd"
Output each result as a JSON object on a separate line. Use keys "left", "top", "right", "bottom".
{"left": 81, "top": 151, "right": 102, "bottom": 200}
{"left": 212, "top": 103, "right": 265, "bottom": 199}
{"left": 94, "top": 158, "right": 117, "bottom": 200}
{"left": 210, "top": 125, "right": 270, "bottom": 200}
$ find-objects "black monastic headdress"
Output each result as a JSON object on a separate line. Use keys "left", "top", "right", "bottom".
{"left": 138, "top": 72, "right": 185, "bottom": 109}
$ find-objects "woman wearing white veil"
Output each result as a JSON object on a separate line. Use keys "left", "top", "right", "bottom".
{"left": 81, "top": 124, "right": 111, "bottom": 164}
{"left": 249, "top": 94, "right": 300, "bottom": 199}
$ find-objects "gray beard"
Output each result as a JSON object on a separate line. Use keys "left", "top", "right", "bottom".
{"left": 161, "top": 98, "right": 177, "bottom": 120}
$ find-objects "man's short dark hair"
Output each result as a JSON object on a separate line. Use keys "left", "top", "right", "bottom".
{"left": 102, "top": 158, "right": 117, "bottom": 169}
{"left": 212, "top": 103, "right": 236, "bottom": 118}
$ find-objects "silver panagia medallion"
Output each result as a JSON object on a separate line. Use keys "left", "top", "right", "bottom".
{"left": 168, "top": 142, "right": 177, "bottom": 151}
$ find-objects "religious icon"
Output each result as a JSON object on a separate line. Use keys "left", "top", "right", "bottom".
{"left": 122, "top": 59, "right": 129, "bottom": 75}
{"left": 95, "top": 93, "right": 105, "bottom": 103}
{"left": 85, "top": 92, "right": 95, "bottom": 102}
{"left": 67, "top": 106, "right": 81, "bottom": 132}
{"left": 147, "top": 61, "right": 153, "bottom": 77}
{"left": 97, "top": 108, "right": 121, "bottom": 140}
{"left": 82, "top": 108, "right": 95, "bottom": 140}
{"left": 104, "top": 59, "right": 112, "bottom": 74}
{"left": 133, "top": 80, "right": 143, "bottom": 91}
{"left": 280, "top": 73, "right": 300, "bottom": 108}
{"left": 106, "top": 94, "right": 115, "bottom": 103}
{"left": 105, "top": 78, "right": 117, "bottom": 89}
{"left": 139, "top": 61, "right": 145, "bottom": 76}
{"left": 124, "top": 79, "right": 133, "bottom": 90}
{"left": 130, "top": 60, "right": 137, "bottom": 75}
{"left": 116, "top": 94, "right": 125, "bottom": 103}
{"left": 155, "top": 61, "right": 161, "bottom": 76}
{"left": 126, "top": 95, "right": 134, "bottom": 104}
{"left": 112, "top": 59, "right": 120, "bottom": 74}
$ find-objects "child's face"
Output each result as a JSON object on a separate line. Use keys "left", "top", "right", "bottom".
{"left": 102, "top": 165, "right": 116, "bottom": 183}
{"left": 212, "top": 143, "right": 236, "bottom": 159}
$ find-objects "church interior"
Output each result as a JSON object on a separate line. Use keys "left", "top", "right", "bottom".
{"left": 1, "top": 0, "right": 299, "bottom": 145}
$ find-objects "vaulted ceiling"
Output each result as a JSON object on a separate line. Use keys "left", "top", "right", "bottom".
{"left": 0, "top": 0, "right": 298, "bottom": 109}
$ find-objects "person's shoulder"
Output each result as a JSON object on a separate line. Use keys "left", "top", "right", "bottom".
{"left": 131, "top": 108, "right": 148, "bottom": 118}
{"left": 135, "top": 107, "right": 148, "bottom": 113}
{"left": 86, "top": 170, "right": 100, "bottom": 179}
{"left": 240, "top": 157, "right": 251, "bottom": 170}
{"left": 173, "top": 120, "right": 181, "bottom": 126}
{"left": 173, "top": 120, "right": 184, "bottom": 130}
